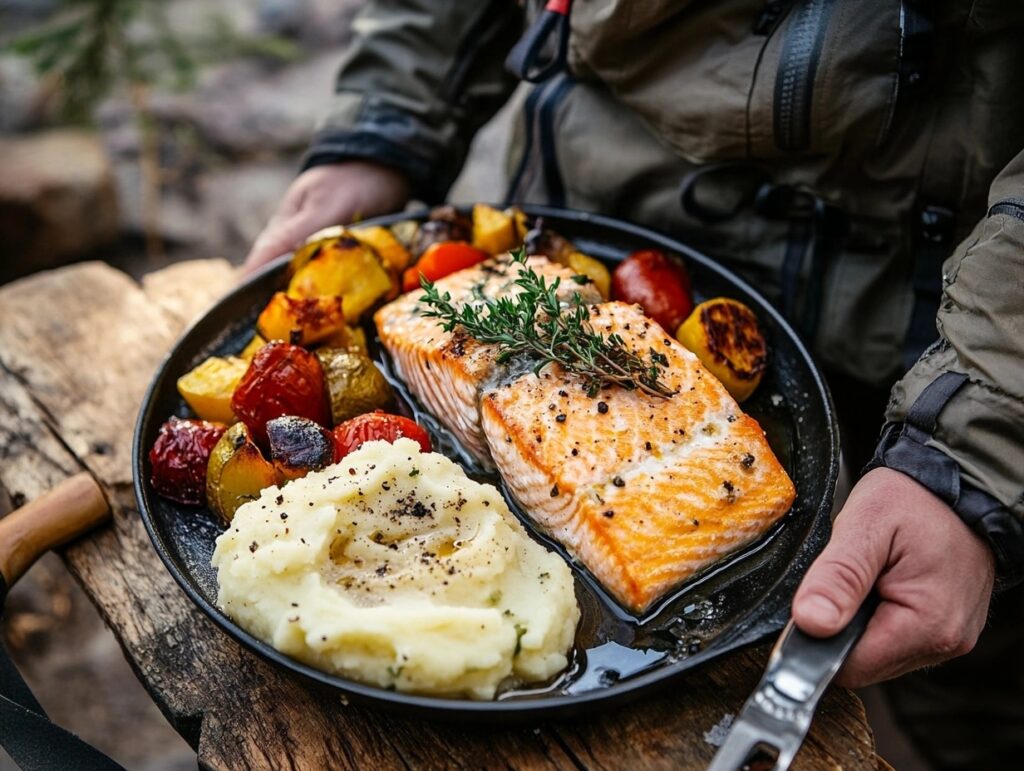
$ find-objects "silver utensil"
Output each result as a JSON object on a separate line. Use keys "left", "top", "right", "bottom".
{"left": 707, "top": 598, "right": 876, "bottom": 770}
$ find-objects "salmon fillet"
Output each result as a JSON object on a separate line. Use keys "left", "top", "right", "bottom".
{"left": 374, "top": 256, "right": 602, "bottom": 465}
{"left": 480, "top": 302, "right": 795, "bottom": 613}
{"left": 375, "top": 260, "right": 795, "bottom": 613}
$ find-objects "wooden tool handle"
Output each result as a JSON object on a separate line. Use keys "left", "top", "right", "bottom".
{"left": 0, "top": 473, "right": 110, "bottom": 587}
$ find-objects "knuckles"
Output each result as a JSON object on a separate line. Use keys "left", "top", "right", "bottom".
{"left": 929, "top": 623, "right": 978, "bottom": 660}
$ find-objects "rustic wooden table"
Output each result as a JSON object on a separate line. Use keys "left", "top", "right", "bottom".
{"left": 0, "top": 260, "right": 887, "bottom": 770}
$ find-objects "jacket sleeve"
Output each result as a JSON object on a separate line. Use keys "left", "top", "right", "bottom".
{"left": 868, "top": 149, "right": 1024, "bottom": 586}
{"left": 301, "top": 0, "right": 523, "bottom": 202}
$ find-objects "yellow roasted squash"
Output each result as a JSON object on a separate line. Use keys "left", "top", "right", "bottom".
{"left": 351, "top": 225, "right": 413, "bottom": 275}
{"left": 676, "top": 298, "right": 767, "bottom": 402}
{"left": 239, "top": 333, "right": 267, "bottom": 361}
{"left": 176, "top": 355, "right": 249, "bottom": 423}
{"left": 256, "top": 292, "right": 346, "bottom": 347}
{"left": 472, "top": 203, "right": 518, "bottom": 255}
{"left": 566, "top": 251, "right": 611, "bottom": 299}
{"left": 286, "top": 237, "right": 394, "bottom": 321}
{"left": 507, "top": 206, "right": 529, "bottom": 242}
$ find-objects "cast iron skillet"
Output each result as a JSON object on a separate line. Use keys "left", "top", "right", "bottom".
{"left": 133, "top": 206, "right": 839, "bottom": 720}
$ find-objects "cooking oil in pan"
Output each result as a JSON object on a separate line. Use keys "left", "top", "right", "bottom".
{"left": 372, "top": 335, "right": 798, "bottom": 701}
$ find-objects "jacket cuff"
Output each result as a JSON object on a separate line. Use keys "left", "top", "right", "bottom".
{"left": 302, "top": 127, "right": 440, "bottom": 202}
{"left": 300, "top": 96, "right": 463, "bottom": 204}
{"left": 866, "top": 373, "right": 1024, "bottom": 587}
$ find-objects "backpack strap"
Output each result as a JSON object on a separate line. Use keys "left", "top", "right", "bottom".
{"left": 903, "top": 205, "right": 954, "bottom": 370}
{"left": 505, "top": 0, "right": 572, "bottom": 83}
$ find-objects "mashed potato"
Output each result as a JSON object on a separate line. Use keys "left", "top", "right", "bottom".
{"left": 212, "top": 438, "right": 579, "bottom": 699}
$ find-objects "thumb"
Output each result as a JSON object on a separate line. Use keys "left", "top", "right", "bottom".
{"left": 791, "top": 505, "right": 889, "bottom": 637}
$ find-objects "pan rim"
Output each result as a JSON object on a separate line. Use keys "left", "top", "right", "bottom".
{"left": 132, "top": 204, "right": 839, "bottom": 718}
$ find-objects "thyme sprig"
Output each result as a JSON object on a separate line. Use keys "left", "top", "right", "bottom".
{"left": 418, "top": 248, "right": 676, "bottom": 398}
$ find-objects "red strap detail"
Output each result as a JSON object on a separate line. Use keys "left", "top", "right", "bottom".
{"left": 545, "top": 0, "right": 571, "bottom": 16}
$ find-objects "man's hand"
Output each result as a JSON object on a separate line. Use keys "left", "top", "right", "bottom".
{"left": 792, "top": 467, "right": 995, "bottom": 688}
{"left": 243, "top": 161, "right": 411, "bottom": 275}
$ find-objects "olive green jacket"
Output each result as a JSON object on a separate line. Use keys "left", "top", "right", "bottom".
{"left": 303, "top": 0, "right": 1024, "bottom": 581}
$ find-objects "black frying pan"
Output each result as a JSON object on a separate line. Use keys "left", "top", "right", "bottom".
{"left": 132, "top": 206, "right": 839, "bottom": 720}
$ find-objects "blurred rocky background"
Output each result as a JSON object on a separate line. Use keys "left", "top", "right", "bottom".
{"left": 0, "top": 1, "right": 365, "bottom": 767}
{"left": 0, "top": 0, "right": 363, "bottom": 285}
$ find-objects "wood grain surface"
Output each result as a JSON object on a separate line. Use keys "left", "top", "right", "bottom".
{"left": 0, "top": 260, "right": 885, "bottom": 770}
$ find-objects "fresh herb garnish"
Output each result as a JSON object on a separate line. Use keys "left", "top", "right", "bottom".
{"left": 418, "top": 248, "right": 676, "bottom": 398}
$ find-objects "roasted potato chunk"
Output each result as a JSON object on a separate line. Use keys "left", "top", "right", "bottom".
{"left": 206, "top": 422, "right": 280, "bottom": 522}
{"left": 472, "top": 203, "right": 518, "bottom": 255}
{"left": 343, "top": 325, "right": 368, "bottom": 353}
{"left": 266, "top": 415, "right": 336, "bottom": 481}
{"left": 676, "top": 298, "right": 767, "bottom": 402}
{"left": 566, "top": 251, "right": 611, "bottom": 299}
{"left": 351, "top": 225, "right": 413, "bottom": 275}
{"left": 389, "top": 219, "right": 420, "bottom": 251}
{"left": 256, "top": 292, "right": 346, "bottom": 348}
{"left": 239, "top": 333, "right": 267, "bottom": 361}
{"left": 176, "top": 355, "right": 249, "bottom": 423}
{"left": 287, "top": 237, "right": 394, "bottom": 321}
{"left": 316, "top": 347, "right": 394, "bottom": 425}
{"left": 507, "top": 206, "right": 530, "bottom": 242}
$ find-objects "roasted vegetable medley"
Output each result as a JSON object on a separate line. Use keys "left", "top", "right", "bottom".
{"left": 149, "top": 204, "right": 767, "bottom": 517}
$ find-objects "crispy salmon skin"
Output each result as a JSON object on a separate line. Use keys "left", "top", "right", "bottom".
{"left": 375, "top": 258, "right": 795, "bottom": 613}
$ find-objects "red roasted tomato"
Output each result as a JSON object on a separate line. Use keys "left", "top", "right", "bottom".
{"left": 149, "top": 417, "right": 227, "bottom": 505}
{"left": 332, "top": 410, "right": 432, "bottom": 461}
{"left": 231, "top": 341, "right": 330, "bottom": 447}
{"left": 611, "top": 249, "right": 694, "bottom": 333}
{"left": 402, "top": 242, "right": 489, "bottom": 292}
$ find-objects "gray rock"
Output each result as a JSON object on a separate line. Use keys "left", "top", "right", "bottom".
{"left": 0, "top": 55, "right": 49, "bottom": 132}
{"left": 258, "top": 0, "right": 311, "bottom": 37}
{"left": 0, "top": 130, "right": 119, "bottom": 279}
{"left": 188, "top": 52, "right": 341, "bottom": 156}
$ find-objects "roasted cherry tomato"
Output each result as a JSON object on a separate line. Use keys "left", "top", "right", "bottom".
{"left": 231, "top": 341, "right": 330, "bottom": 447}
{"left": 611, "top": 249, "right": 694, "bottom": 333}
{"left": 332, "top": 410, "right": 432, "bottom": 461}
{"left": 149, "top": 417, "right": 227, "bottom": 505}
{"left": 402, "top": 241, "right": 489, "bottom": 292}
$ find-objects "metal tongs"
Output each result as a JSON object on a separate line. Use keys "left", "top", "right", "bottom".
{"left": 707, "top": 598, "right": 877, "bottom": 770}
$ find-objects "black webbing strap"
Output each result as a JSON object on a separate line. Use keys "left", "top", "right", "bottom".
{"left": 866, "top": 372, "right": 1024, "bottom": 587}
{"left": 0, "top": 576, "right": 125, "bottom": 771}
{"left": 903, "top": 205, "right": 954, "bottom": 371}
{"left": 902, "top": 369, "right": 968, "bottom": 442}
{"left": 505, "top": 0, "right": 571, "bottom": 83}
